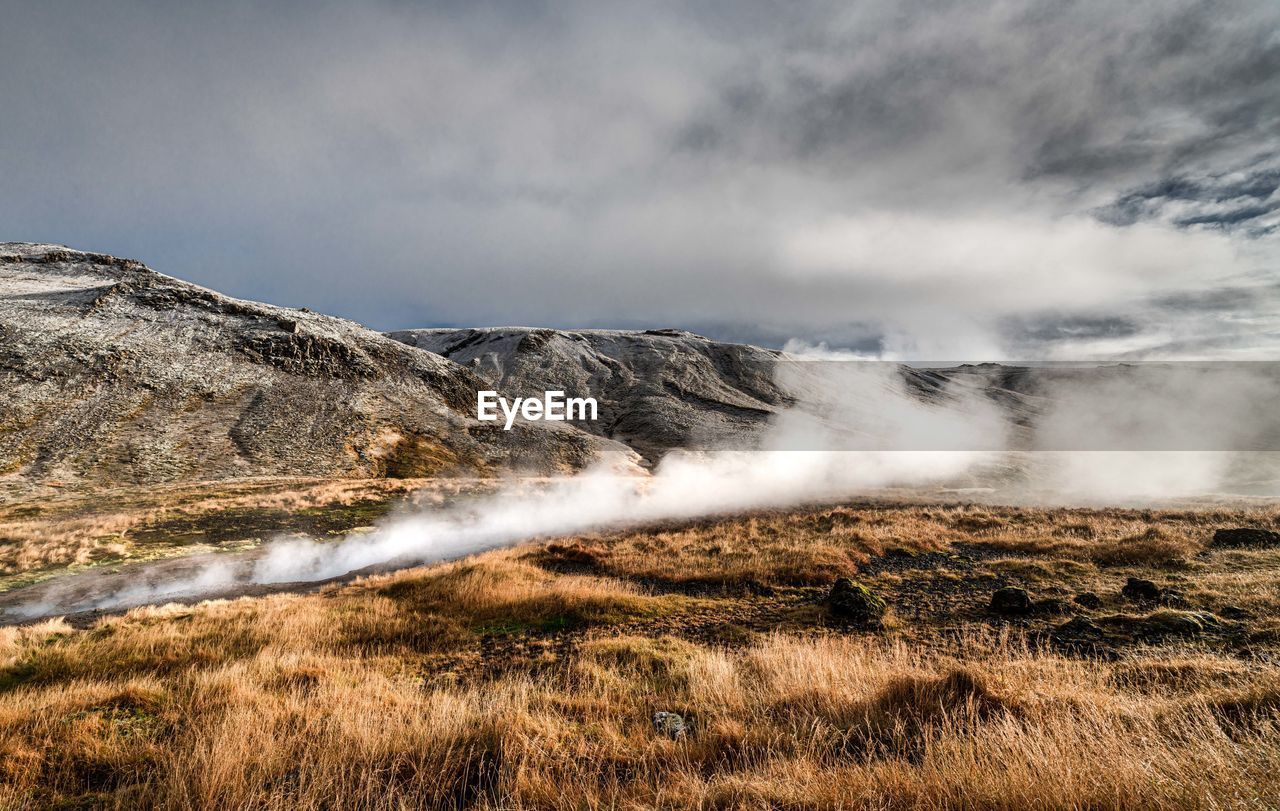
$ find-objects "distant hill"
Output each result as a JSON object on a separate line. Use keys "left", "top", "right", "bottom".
{"left": 384, "top": 327, "right": 1040, "bottom": 458}
{"left": 0, "top": 244, "right": 630, "bottom": 488}
{"left": 387, "top": 327, "right": 791, "bottom": 461}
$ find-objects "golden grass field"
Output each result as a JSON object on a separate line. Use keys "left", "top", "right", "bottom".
{"left": 0, "top": 477, "right": 502, "bottom": 588}
{"left": 3, "top": 488, "right": 1280, "bottom": 809}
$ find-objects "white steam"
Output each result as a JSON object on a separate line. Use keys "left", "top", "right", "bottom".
{"left": 4, "top": 447, "right": 980, "bottom": 620}
{"left": 6, "top": 355, "right": 1280, "bottom": 621}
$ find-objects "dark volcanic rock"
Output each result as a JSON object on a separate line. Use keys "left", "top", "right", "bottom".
{"left": 1212, "top": 527, "right": 1280, "bottom": 548}
{"left": 1121, "top": 577, "right": 1163, "bottom": 603}
{"left": 1120, "top": 577, "right": 1189, "bottom": 607}
{"left": 1073, "top": 592, "right": 1103, "bottom": 610}
{"left": 0, "top": 243, "right": 633, "bottom": 487}
{"left": 827, "top": 578, "right": 887, "bottom": 625}
{"left": 990, "top": 587, "right": 1033, "bottom": 616}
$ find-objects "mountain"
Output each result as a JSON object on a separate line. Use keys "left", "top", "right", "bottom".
{"left": 9, "top": 243, "right": 1274, "bottom": 495}
{"left": 384, "top": 328, "right": 1034, "bottom": 458}
{"left": 0, "top": 244, "right": 630, "bottom": 489}
{"left": 387, "top": 327, "right": 791, "bottom": 461}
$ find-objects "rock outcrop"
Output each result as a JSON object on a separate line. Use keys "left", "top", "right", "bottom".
{"left": 826, "top": 577, "right": 888, "bottom": 626}
{"left": 1212, "top": 528, "right": 1280, "bottom": 548}
{"left": 990, "top": 587, "right": 1033, "bottom": 616}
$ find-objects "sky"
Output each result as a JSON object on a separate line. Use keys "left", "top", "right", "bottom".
{"left": 2, "top": 0, "right": 1278, "bottom": 359}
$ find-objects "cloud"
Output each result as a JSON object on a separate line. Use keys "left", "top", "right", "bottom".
{"left": 1, "top": 0, "right": 1277, "bottom": 357}
{"left": 1095, "top": 160, "right": 1280, "bottom": 235}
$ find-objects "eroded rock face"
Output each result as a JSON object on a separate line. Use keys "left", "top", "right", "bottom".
{"left": 388, "top": 327, "right": 789, "bottom": 462}
{"left": 0, "top": 244, "right": 631, "bottom": 487}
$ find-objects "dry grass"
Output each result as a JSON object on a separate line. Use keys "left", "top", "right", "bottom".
{"left": 539, "top": 508, "right": 883, "bottom": 589}
{"left": 3, "top": 619, "right": 1278, "bottom": 809}
{"left": 4, "top": 497, "right": 1280, "bottom": 807}
{"left": 372, "top": 556, "right": 687, "bottom": 643}
{"left": 540, "top": 502, "right": 1280, "bottom": 588}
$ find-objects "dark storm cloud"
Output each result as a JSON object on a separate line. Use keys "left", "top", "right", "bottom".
{"left": 1, "top": 0, "right": 1277, "bottom": 357}
{"left": 1096, "top": 160, "right": 1280, "bottom": 233}
{"left": 1003, "top": 315, "right": 1144, "bottom": 346}
{"left": 1153, "top": 285, "right": 1266, "bottom": 313}
{"left": 1023, "top": 6, "right": 1280, "bottom": 181}
{"left": 1174, "top": 205, "right": 1277, "bottom": 231}
{"left": 674, "top": 1, "right": 1280, "bottom": 193}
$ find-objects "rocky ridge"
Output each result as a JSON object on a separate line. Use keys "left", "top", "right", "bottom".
{"left": 388, "top": 327, "right": 791, "bottom": 461}
{"left": 0, "top": 244, "right": 630, "bottom": 488}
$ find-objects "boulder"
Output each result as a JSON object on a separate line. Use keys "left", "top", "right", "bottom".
{"left": 1073, "top": 592, "right": 1102, "bottom": 610}
{"left": 652, "top": 711, "right": 687, "bottom": 739}
{"left": 827, "top": 578, "right": 887, "bottom": 625}
{"left": 1121, "top": 577, "right": 1162, "bottom": 603}
{"left": 1121, "top": 577, "right": 1191, "bottom": 607}
{"left": 990, "top": 587, "right": 1033, "bottom": 616}
{"left": 1211, "top": 528, "right": 1280, "bottom": 549}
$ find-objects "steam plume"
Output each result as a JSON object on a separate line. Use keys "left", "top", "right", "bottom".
{"left": 6, "top": 357, "right": 1280, "bottom": 621}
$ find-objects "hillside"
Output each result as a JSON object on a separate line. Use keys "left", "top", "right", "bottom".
{"left": 386, "top": 328, "right": 1056, "bottom": 458}
{"left": 0, "top": 245, "right": 629, "bottom": 490}
{"left": 6, "top": 243, "right": 1277, "bottom": 494}
{"left": 388, "top": 327, "right": 791, "bottom": 461}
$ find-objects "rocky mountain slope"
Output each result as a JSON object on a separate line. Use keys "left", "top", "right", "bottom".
{"left": 387, "top": 328, "right": 1280, "bottom": 463}
{"left": 386, "top": 328, "right": 1047, "bottom": 458}
{"left": 388, "top": 327, "right": 791, "bottom": 460}
{"left": 0, "top": 244, "right": 628, "bottom": 488}
{"left": 8, "top": 243, "right": 1276, "bottom": 493}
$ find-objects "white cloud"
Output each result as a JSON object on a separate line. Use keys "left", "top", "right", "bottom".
{"left": 1, "top": 0, "right": 1277, "bottom": 358}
